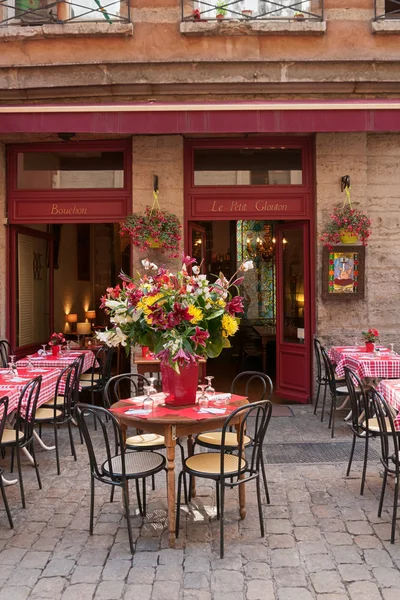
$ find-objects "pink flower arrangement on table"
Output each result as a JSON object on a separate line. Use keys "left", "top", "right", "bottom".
{"left": 49, "top": 332, "right": 66, "bottom": 346}
{"left": 96, "top": 255, "right": 253, "bottom": 372}
{"left": 362, "top": 328, "right": 379, "bottom": 343}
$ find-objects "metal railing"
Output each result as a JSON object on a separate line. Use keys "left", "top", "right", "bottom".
{"left": 182, "top": 0, "right": 324, "bottom": 22}
{"left": 0, "top": 0, "right": 130, "bottom": 26}
{"left": 374, "top": 0, "right": 400, "bottom": 20}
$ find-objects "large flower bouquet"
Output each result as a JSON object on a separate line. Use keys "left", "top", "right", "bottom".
{"left": 321, "top": 203, "right": 371, "bottom": 247}
{"left": 96, "top": 256, "right": 253, "bottom": 371}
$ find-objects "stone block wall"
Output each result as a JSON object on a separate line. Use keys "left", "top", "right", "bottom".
{"left": 316, "top": 132, "right": 400, "bottom": 348}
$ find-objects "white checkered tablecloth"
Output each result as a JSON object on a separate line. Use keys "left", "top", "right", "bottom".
{"left": 0, "top": 367, "right": 59, "bottom": 418}
{"left": 17, "top": 350, "right": 95, "bottom": 374}
{"left": 334, "top": 352, "right": 400, "bottom": 380}
{"left": 328, "top": 345, "right": 389, "bottom": 366}
{"left": 0, "top": 388, "right": 20, "bottom": 418}
{"left": 377, "top": 379, "right": 400, "bottom": 431}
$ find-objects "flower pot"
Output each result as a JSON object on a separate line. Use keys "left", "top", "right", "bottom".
{"left": 216, "top": 14, "right": 225, "bottom": 20}
{"left": 161, "top": 361, "right": 199, "bottom": 406}
{"left": 339, "top": 230, "right": 359, "bottom": 244}
{"left": 241, "top": 10, "right": 252, "bottom": 17}
{"left": 141, "top": 346, "right": 150, "bottom": 358}
{"left": 294, "top": 13, "right": 305, "bottom": 20}
{"left": 147, "top": 237, "right": 162, "bottom": 249}
{"left": 365, "top": 342, "right": 375, "bottom": 353}
{"left": 51, "top": 345, "right": 60, "bottom": 357}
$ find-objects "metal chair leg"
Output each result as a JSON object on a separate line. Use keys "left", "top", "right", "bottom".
{"left": 256, "top": 474, "right": 264, "bottom": 538}
{"left": 314, "top": 381, "right": 321, "bottom": 415}
{"left": 0, "top": 475, "right": 13, "bottom": 529}
{"left": 30, "top": 442, "right": 42, "bottom": 490}
{"left": 360, "top": 435, "right": 369, "bottom": 496}
{"left": 378, "top": 470, "right": 388, "bottom": 517}
{"left": 16, "top": 444, "right": 25, "bottom": 509}
{"left": 135, "top": 479, "right": 143, "bottom": 517}
{"left": 122, "top": 479, "right": 135, "bottom": 554}
{"left": 346, "top": 433, "right": 356, "bottom": 477}
{"left": 391, "top": 473, "right": 399, "bottom": 544}
{"left": 90, "top": 475, "right": 95, "bottom": 535}
{"left": 216, "top": 481, "right": 220, "bottom": 520}
{"left": 219, "top": 479, "right": 225, "bottom": 559}
{"left": 320, "top": 383, "right": 328, "bottom": 423}
{"left": 260, "top": 455, "right": 270, "bottom": 504}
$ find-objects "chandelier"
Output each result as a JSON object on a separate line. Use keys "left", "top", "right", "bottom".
{"left": 246, "top": 224, "right": 276, "bottom": 263}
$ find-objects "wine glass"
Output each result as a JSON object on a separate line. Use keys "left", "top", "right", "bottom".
{"left": 198, "top": 384, "right": 208, "bottom": 410}
{"left": 26, "top": 355, "right": 34, "bottom": 371}
{"left": 41, "top": 344, "right": 47, "bottom": 355}
{"left": 143, "top": 386, "right": 154, "bottom": 412}
{"left": 205, "top": 376, "right": 215, "bottom": 399}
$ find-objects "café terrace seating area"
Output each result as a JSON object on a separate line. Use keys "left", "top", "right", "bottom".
{"left": 1, "top": 337, "right": 400, "bottom": 598}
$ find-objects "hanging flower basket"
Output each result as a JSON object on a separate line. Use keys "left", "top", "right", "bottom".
{"left": 320, "top": 188, "right": 371, "bottom": 247}
{"left": 120, "top": 192, "right": 182, "bottom": 258}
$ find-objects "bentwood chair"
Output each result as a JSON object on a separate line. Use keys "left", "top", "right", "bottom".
{"left": 370, "top": 391, "right": 400, "bottom": 544}
{"left": 0, "top": 340, "right": 12, "bottom": 369}
{"left": 74, "top": 403, "right": 166, "bottom": 554}
{"left": 0, "top": 396, "right": 13, "bottom": 528}
{"left": 344, "top": 367, "right": 379, "bottom": 495}
{"left": 35, "top": 358, "right": 84, "bottom": 475}
{"left": 0, "top": 377, "right": 42, "bottom": 508}
{"left": 176, "top": 399, "right": 273, "bottom": 558}
{"left": 320, "top": 346, "right": 350, "bottom": 438}
{"left": 195, "top": 371, "right": 273, "bottom": 503}
{"left": 80, "top": 346, "right": 114, "bottom": 408}
{"left": 314, "top": 339, "right": 345, "bottom": 422}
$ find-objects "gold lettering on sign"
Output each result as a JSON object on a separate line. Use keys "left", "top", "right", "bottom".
{"left": 230, "top": 201, "right": 247, "bottom": 212}
{"left": 51, "top": 204, "right": 88, "bottom": 216}
{"left": 211, "top": 201, "right": 224, "bottom": 212}
{"left": 255, "top": 201, "right": 288, "bottom": 212}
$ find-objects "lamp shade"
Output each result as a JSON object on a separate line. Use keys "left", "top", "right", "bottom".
{"left": 76, "top": 322, "right": 92, "bottom": 335}
{"left": 85, "top": 310, "right": 96, "bottom": 320}
{"left": 66, "top": 313, "right": 78, "bottom": 323}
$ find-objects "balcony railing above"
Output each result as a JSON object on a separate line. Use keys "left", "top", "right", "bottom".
{"left": 0, "top": 0, "right": 130, "bottom": 27}
{"left": 182, "top": 0, "right": 324, "bottom": 23}
{"left": 374, "top": 0, "right": 400, "bottom": 20}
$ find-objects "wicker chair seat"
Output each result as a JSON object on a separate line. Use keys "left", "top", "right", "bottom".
{"left": 126, "top": 433, "right": 165, "bottom": 448}
{"left": 101, "top": 451, "right": 165, "bottom": 478}
{"left": 185, "top": 452, "right": 246, "bottom": 476}
{"left": 196, "top": 431, "right": 251, "bottom": 448}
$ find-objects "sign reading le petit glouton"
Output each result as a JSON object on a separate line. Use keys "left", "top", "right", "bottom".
{"left": 211, "top": 201, "right": 288, "bottom": 212}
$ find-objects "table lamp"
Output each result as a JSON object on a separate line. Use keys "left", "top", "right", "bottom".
{"left": 85, "top": 310, "right": 96, "bottom": 330}
{"left": 66, "top": 313, "right": 78, "bottom": 333}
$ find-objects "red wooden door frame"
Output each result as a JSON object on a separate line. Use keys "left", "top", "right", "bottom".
{"left": 7, "top": 224, "right": 54, "bottom": 356}
{"left": 183, "top": 136, "right": 316, "bottom": 403}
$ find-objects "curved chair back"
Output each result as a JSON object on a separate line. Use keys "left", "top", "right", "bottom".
{"left": 94, "top": 346, "right": 114, "bottom": 386}
{"left": 320, "top": 346, "right": 337, "bottom": 397}
{"left": 220, "top": 399, "right": 272, "bottom": 481}
{"left": 104, "top": 373, "right": 150, "bottom": 408}
{"left": 16, "top": 377, "right": 42, "bottom": 441}
{"left": 0, "top": 395, "right": 9, "bottom": 441}
{"left": 74, "top": 403, "right": 126, "bottom": 483}
{"left": 230, "top": 371, "right": 273, "bottom": 402}
{"left": 371, "top": 390, "right": 400, "bottom": 471}
{"left": 0, "top": 340, "right": 12, "bottom": 368}
{"left": 314, "top": 338, "right": 326, "bottom": 384}
{"left": 344, "top": 367, "right": 369, "bottom": 436}
{"left": 56, "top": 356, "right": 84, "bottom": 417}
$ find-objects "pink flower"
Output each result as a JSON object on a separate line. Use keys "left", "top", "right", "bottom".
{"left": 190, "top": 327, "right": 210, "bottom": 348}
{"left": 225, "top": 296, "right": 244, "bottom": 315}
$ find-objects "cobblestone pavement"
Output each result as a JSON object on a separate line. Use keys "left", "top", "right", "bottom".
{"left": 1, "top": 404, "right": 400, "bottom": 600}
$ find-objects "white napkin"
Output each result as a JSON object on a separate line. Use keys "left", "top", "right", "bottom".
{"left": 11, "top": 377, "right": 29, "bottom": 382}
{"left": 212, "top": 393, "right": 231, "bottom": 402}
{"left": 124, "top": 409, "right": 152, "bottom": 415}
{"left": 130, "top": 393, "right": 165, "bottom": 402}
{"left": 37, "top": 350, "right": 46, "bottom": 356}
{"left": 199, "top": 408, "right": 227, "bottom": 415}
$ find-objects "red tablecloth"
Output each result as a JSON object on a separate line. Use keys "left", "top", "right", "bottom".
{"left": 376, "top": 379, "right": 400, "bottom": 431}
{"left": 17, "top": 350, "right": 95, "bottom": 374}
{"left": 330, "top": 347, "right": 400, "bottom": 380}
{"left": 329, "top": 345, "right": 389, "bottom": 365}
{"left": 0, "top": 367, "right": 59, "bottom": 418}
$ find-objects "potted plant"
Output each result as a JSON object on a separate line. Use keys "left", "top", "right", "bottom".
{"left": 49, "top": 332, "right": 65, "bottom": 356}
{"left": 120, "top": 205, "right": 182, "bottom": 258}
{"left": 294, "top": 11, "right": 305, "bottom": 20}
{"left": 362, "top": 328, "right": 379, "bottom": 353}
{"left": 320, "top": 203, "right": 372, "bottom": 247}
{"left": 216, "top": 0, "right": 227, "bottom": 20}
{"left": 97, "top": 255, "right": 253, "bottom": 406}
{"left": 241, "top": 8, "right": 253, "bottom": 17}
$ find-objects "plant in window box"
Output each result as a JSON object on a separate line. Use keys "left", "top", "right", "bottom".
{"left": 320, "top": 189, "right": 371, "bottom": 247}
{"left": 294, "top": 12, "right": 305, "bottom": 20}
{"left": 241, "top": 8, "right": 253, "bottom": 17}
{"left": 120, "top": 193, "right": 182, "bottom": 258}
{"left": 192, "top": 8, "right": 207, "bottom": 21}
{"left": 216, "top": 0, "right": 227, "bottom": 20}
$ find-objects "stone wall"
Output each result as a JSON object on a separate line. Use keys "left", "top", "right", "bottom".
{"left": 315, "top": 132, "right": 400, "bottom": 348}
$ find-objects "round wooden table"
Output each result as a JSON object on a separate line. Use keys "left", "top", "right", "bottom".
{"left": 110, "top": 394, "right": 248, "bottom": 548}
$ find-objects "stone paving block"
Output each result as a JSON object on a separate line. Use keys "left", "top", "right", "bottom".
{"left": 310, "top": 571, "right": 345, "bottom": 594}
{"left": 266, "top": 520, "right": 293, "bottom": 534}
{"left": 19, "top": 550, "right": 51, "bottom": 569}
{"left": 184, "top": 556, "right": 210, "bottom": 572}
{"left": 42, "top": 559, "right": 75, "bottom": 578}
{"left": 158, "top": 548, "right": 184, "bottom": 565}
{"left": 78, "top": 550, "right": 109, "bottom": 566}
{"left": 62, "top": 583, "right": 97, "bottom": 599}
{"left": 269, "top": 534, "right": 295, "bottom": 549}
{"left": 346, "top": 521, "right": 374, "bottom": 536}
{"left": 124, "top": 584, "right": 152, "bottom": 600}
{"left": 131, "top": 551, "right": 159, "bottom": 567}
{"left": 127, "top": 566, "right": 155, "bottom": 585}
{"left": 246, "top": 580, "right": 275, "bottom": 600}
{"left": 347, "top": 581, "right": 383, "bottom": 599}
{"left": 382, "top": 590, "right": 400, "bottom": 600}
{"left": 30, "top": 576, "right": 67, "bottom": 599}
{"left": 273, "top": 567, "right": 308, "bottom": 588}
{"left": 278, "top": 589, "right": 314, "bottom": 600}
{"left": 354, "top": 536, "right": 383, "bottom": 549}
{"left": 6, "top": 567, "right": 41, "bottom": 588}
{"left": 271, "top": 548, "right": 300, "bottom": 568}
{"left": 213, "top": 593, "right": 244, "bottom": 600}
{"left": 304, "top": 553, "right": 336, "bottom": 572}
{"left": 211, "top": 570, "right": 244, "bottom": 592}
{"left": 212, "top": 555, "right": 243, "bottom": 571}
{"left": 338, "top": 563, "right": 372, "bottom": 582}
{"left": 102, "top": 559, "right": 131, "bottom": 580}
{"left": 372, "top": 566, "right": 400, "bottom": 587}
{"left": 363, "top": 548, "right": 394, "bottom": 567}
{"left": 70, "top": 565, "right": 103, "bottom": 584}
{"left": 0, "top": 547, "right": 27, "bottom": 564}
{"left": 240, "top": 544, "right": 269, "bottom": 562}
{"left": 372, "top": 523, "right": 394, "bottom": 541}
{"left": 183, "top": 571, "right": 210, "bottom": 589}
{"left": 151, "top": 580, "right": 181, "bottom": 600}
{"left": 0, "top": 587, "right": 31, "bottom": 600}
{"left": 95, "top": 580, "right": 125, "bottom": 599}
{"left": 183, "top": 592, "right": 212, "bottom": 600}
{"left": 325, "top": 533, "right": 354, "bottom": 546}
{"left": 294, "top": 527, "right": 321, "bottom": 541}
{"left": 297, "top": 541, "right": 328, "bottom": 555}
{"left": 244, "top": 561, "right": 271, "bottom": 580}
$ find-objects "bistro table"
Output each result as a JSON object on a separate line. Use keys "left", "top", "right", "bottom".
{"left": 252, "top": 326, "right": 276, "bottom": 373}
{"left": 110, "top": 393, "right": 248, "bottom": 548}
{"left": 0, "top": 366, "right": 60, "bottom": 484}
{"left": 376, "top": 379, "right": 400, "bottom": 431}
{"left": 17, "top": 349, "right": 95, "bottom": 373}
{"left": 329, "top": 346, "right": 400, "bottom": 381}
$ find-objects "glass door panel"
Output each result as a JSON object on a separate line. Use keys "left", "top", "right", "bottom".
{"left": 189, "top": 223, "right": 206, "bottom": 273}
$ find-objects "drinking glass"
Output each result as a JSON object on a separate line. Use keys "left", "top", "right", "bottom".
{"left": 143, "top": 386, "right": 154, "bottom": 412}
{"left": 205, "top": 376, "right": 215, "bottom": 400}
{"left": 389, "top": 343, "right": 395, "bottom": 355}
{"left": 41, "top": 344, "right": 47, "bottom": 355}
{"left": 26, "top": 355, "right": 34, "bottom": 371}
{"left": 198, "top": 384, "right": 208, "bottom": 410}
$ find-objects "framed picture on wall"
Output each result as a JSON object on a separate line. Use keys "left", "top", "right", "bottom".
{"left": 77, "top": 224, "right": 91, "bottom": 281}
{"left": 322, "top": 245, "right": 365, "bottom": 300}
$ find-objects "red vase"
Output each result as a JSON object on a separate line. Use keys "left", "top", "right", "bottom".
{"left": 365, "top": 342, "right": 375, "bottom": 353}
{"left": 51, "top": 345, "right": 60, "bottom": 356}
{"left": 161, "top": 362, "right": 199, "bottom": 406}
{"left": 141, "top": 346, "right": 150, "bottom": 358}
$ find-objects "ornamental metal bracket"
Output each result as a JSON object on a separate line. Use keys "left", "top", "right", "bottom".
{"left": 341, "top": 175, "right": 351, "bottom": 191}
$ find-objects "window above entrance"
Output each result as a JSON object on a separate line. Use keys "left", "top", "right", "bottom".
{"left": 194, "top": 148, "right": 303, "bottom": 186}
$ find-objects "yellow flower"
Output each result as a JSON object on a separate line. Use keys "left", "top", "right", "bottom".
{"left": 145, "top": 315, "right": 153, "bottom": 325}
{"left": 137, "top": 293, "right": 163, "bottom": 315}
{"left": 222, "top": 314, "right": 238, "bottom": 337}
{"left": 187, "top": 304, "right": 203, "bottom": 324}
{"left": 216, "top": 298, "right": 226, "bottom": 308}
